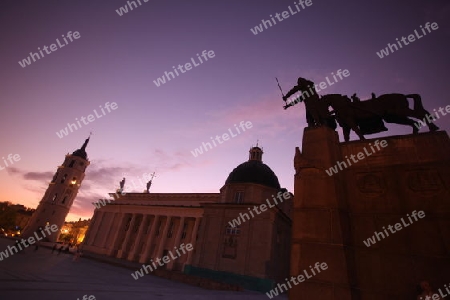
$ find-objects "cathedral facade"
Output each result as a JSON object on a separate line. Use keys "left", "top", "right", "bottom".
{"left": 82, "top": 146, "right": 292, "bottom": 291}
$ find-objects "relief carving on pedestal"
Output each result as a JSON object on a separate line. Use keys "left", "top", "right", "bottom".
{"left": 356, "top": 172, "right": 386, "bottom": 196}
{"left": 407, "top": 169, "right": 442, "bottom": 196}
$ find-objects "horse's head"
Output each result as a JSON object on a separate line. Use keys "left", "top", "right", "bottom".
{"left": 297, "top": 77, "right": 314, "bottom": 90}
{"left": 320, "top": 94, "right": 351, "bottom": 109}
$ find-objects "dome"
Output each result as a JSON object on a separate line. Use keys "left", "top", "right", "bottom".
{"left": 225, "top": 160, "right": 281, "bottom": 189}
{"left": 225, "top": 146, "right": 281, "bottom": 189}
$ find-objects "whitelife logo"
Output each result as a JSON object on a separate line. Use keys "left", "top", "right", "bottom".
{"left": 190, "top": 121, "right": 252, "bottom": 157}
{"left": 266, "top": 262, "right": 328, "bottom": 298}
{"left": 56, "top": 102, "right": 118, "bottom": 139}
{"left": 363, "top": 211, "right": 425, "bottom": 247}
{"left": 0, "top": 154, "right": 21, "bottom": 172}
{"left": 285, "top": 69, "right": 350, "bottom": 108}
{"left": 250, "top": 0, "right": 313, "bottom": 35}
{"left": 0, "top": 224, "right": 59, "bottom": 261}
{"left": 18, "top": 31, "right": 81, "bottom": 68}
{"left": 325, "top": 139, "right": 388, "bottom": 176}
{"left": 228, "top": 191, "right": 291, "bottom": 228}
{"left": 153, "top": 50, "right": 215, "bottom": 87}
{"left": 415, "top": 103, "right": 450, "bottom": 130}
{"left": 115, "top": 0, "right": 149, "bottom": 16}
{"left": 77, "top": 296, "right": 96, "bottom": 300}
{"left": 131, "top": 243, "right": 193, "bottom": 280}
{"left": 376, "top": 22, "right": 439, "bottom": 59}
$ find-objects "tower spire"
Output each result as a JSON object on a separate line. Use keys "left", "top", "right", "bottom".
{"left": 81, "top": 134, "right": 90, "bottom": 151}
{"left": 72, "top": 135, "right": 90, "bottom": 160}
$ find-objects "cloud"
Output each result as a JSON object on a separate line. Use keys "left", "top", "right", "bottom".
{"left": 6, "top": 167, "right": 52, "bottom": 181}
{"left": 24, "top": 171, "right": 53, "bottom": 181}
{"left": 6, "top": 167, "right": 21, "bottom": 175}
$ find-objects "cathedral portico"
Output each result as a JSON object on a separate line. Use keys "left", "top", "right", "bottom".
{"left": 82, "top": 146, "right": 293, "bottom": 292}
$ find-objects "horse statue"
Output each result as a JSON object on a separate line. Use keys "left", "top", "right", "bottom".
{"left": 282, "top": 77, "right": 439, "bottom": 141}
{"left": 321, "top": 93, "right": 439, "bottom": 141}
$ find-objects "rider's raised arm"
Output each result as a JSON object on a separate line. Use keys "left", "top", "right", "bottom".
{"left": 283, "top": 85, "right": 300, "bottom": 100}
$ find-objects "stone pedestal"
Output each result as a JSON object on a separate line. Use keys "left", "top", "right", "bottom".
{"left": 290, "top": 127, "right": 450, "bottom": 299}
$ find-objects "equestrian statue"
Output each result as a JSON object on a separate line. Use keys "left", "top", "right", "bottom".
{"left": 279, "top": 77, "right": 439, "bottom": 142}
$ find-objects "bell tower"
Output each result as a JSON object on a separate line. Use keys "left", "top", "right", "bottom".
{"left": 22, "top": 137, "right": 91, "bottom": 242}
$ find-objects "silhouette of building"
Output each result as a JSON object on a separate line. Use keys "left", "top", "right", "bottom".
{"left": 22, "top": 137, "right": 90, "bottom": 242}
{"left": 83, "top": 146, "right": 292, "bottom": 292}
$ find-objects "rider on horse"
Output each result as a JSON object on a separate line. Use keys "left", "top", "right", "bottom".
{"left": 283, "top": 77, "right": 331, "bottom": 128}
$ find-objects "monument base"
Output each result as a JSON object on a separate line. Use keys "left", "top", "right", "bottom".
{"left": 290, "top": 127, "right": 450, "bottom": 299}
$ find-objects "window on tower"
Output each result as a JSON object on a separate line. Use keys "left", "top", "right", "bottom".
{"left": 62, "top": 196, "right": 68, "bottom": 204}
{"left": 51, "top": 172, "right": 59, "bottom": 183}
{"left": 52, "top": 194, "right": 58, "bottom": 204}
{"left": 61, "top": 174, "right": 67, "bottom": 183}
{"left": 69, "top": 160, "right": 75, "bottom": 167}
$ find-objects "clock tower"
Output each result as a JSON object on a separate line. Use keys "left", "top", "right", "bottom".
{"left": 22, "top": 137, "right": 90, "bottom": 242}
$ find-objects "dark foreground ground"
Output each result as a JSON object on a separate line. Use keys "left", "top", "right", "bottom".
{"left": 0, "top": 238, "right": 285, "bottom": 300}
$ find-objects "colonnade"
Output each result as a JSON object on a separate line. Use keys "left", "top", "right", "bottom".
{"left": 84, "top": 210, "right": 201, "bottom": 270}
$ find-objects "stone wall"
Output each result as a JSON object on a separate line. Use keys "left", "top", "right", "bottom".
{"left": 290, "top": 127, "right": 450, "bottom": 299}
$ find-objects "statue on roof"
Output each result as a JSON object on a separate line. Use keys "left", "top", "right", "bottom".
{"left": 119, "top": 177, "right": 125, "bottom": 191}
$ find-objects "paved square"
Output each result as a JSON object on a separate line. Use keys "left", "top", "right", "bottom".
{"left": 0, "top": 238, "right": 286, "bottom": 300}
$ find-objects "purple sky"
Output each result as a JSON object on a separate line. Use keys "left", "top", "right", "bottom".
{"left": 0, "top": 0, "right": 449, "bottom": 221}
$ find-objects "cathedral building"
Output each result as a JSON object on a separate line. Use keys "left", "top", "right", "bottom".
{"left": 22, "top": 137, "right": 90, "bottom": 242}
{"left": 83, "top": 146, "right": 292, "bottom": 292}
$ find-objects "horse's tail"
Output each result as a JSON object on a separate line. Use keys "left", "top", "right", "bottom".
{"left": 406, "top": 94, "right": 425, "bottom": 111}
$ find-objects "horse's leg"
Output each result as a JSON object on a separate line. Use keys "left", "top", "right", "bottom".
{"left": 306, "top": 110, "right": 315, "bottom": 127}
{"left": 346, "top": 119, "right": 365, "bottom": 140}
{"left": 383, "top": 114, "right": 419, "bottom": 134}
{"left": 343, "top": 125, "right": 350, "bottom": 142}
{"left": 405, "top": 94, "right": 440, "bottom": 131}
{"left": 353, "top": 126, "right": 365, "bottom": 140}
{"left": 402, "top": 108, "right": 439, "bottom": 132}
{"left": 422, "top": 110, "right": 439, "bottom": 131}
{"left": 385, "top": 115, "right": 419, "bottom": 134}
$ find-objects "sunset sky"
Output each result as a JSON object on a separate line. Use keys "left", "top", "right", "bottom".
{"left": 0, "top": 0, "right": 449, "bottom": 221}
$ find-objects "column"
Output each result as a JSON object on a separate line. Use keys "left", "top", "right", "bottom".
{"left": 107, "top": 213, "right": 126, "bottom": 256}
{"left": 156, "top": 216, "right": 172, "bottom": 259}
{"left": 99, "top": 213, "right": 116, "bottom": 248}
{"left": 83, "top": 210, "right": 98, "bottom": 246}
{"left": 118, "top": 213, "right": 137, "bottom": 258}
{"left": 84, "top": 210, "right": 104, "bottom": 246}
{"left": 167, "top": 216, "right": 185, "bottom": 270}
{"left": 127, "top": 214, "right": 149, "bottom": 261}
{"left": 185, "top": 217, "right": 200, "bottom": 265}
{"left": 139, "top": 215, "right": 159, "bottom": 264}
